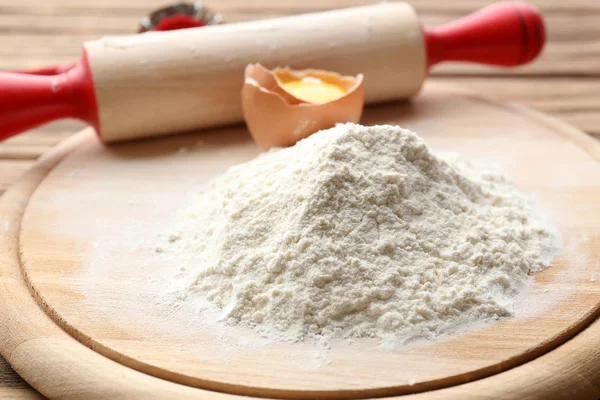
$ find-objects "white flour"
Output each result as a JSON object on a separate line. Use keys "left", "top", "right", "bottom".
{"left": 169, "top": 123, "right": 558, "bottom": 342}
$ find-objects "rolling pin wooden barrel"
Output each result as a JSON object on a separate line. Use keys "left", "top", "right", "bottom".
{"left": 0, "top": 1, "right": 545, "bottom": 143}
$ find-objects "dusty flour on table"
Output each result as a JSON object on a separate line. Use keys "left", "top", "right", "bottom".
{"left": 166, "top": 123, "right": 559, "bottom": 342}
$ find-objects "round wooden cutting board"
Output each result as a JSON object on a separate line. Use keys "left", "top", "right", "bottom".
{"left": 1, "top": 83, "right": 600, "bottom": 400}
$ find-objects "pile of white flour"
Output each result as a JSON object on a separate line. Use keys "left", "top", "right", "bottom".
{"left": 169, "top": 123, "right": 558, "bottom": 342}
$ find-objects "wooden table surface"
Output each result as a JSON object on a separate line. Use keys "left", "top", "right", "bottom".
{"left": 1, "top": 0, "right": 598, "bottom": 398}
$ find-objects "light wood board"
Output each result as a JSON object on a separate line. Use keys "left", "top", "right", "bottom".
{"left": 1, "top": 84, "right": 600, "bottom": 399}
{"left": 2, "top": 0, "right": 600, "bottom": 397}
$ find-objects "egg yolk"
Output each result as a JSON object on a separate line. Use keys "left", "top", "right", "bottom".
{"left": 279, "top": 76, "right": 347, "bottom": 104}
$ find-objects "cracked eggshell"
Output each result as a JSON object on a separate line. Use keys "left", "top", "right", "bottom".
{"left": 241, "top": 63, "right": 364, "bottom": 149}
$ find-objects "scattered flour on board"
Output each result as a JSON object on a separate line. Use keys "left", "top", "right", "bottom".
{"left": 166, "top": 123, "right": 560, "bottom": 342}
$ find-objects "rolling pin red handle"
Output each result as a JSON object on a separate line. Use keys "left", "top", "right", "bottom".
{"left": 0, "top": 52, "right": 99, "bottom": 141}
{"left": 18, "top": 62, "right": 78, "bottom": 76}
{"left": 424, "top": 1, "right": 545, "bottom": 68}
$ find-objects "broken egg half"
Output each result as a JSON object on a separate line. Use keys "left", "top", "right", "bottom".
{"left": 241, "top": 63, "right": 364, "bottom": 149}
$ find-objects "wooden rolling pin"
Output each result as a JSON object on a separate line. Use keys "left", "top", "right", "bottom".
{"left": 0, "top": 1, "right": 545, "bottom": 143}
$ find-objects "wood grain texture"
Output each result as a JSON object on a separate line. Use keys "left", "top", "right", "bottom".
{"left": 0, "top": 0, "right": 599, "bottom": 398}
{"left": 0, "top": 388, "right": 43, "bottom": 400}
{"left": 0, "top": 85, "right": 598, "bottom": 399}
{"left": 0, "top": 358, "right": 32, "bottom": 391}
{"left": 430, "top": 77, "right": 600, "bottom": 138}
{"left": 0, "top": 1, "right": 599, "bottom": 76}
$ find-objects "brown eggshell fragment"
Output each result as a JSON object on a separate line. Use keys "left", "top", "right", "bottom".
{"left": 241, "top": 63, "right": 364, "bottom": 149}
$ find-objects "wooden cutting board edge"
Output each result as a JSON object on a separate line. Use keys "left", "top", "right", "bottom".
{"left": 1, "top": 84, "right": 600, "bottom": 400}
